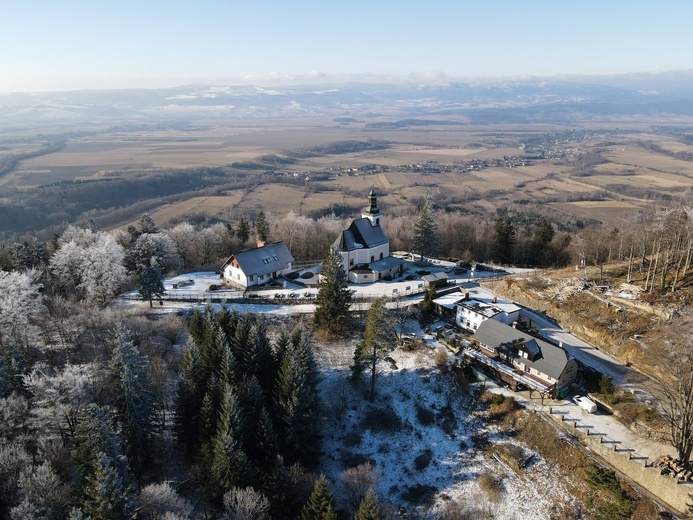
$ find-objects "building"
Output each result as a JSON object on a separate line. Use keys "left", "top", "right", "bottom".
{"left": 431, "top": 290, "right": 521, "bottom": 331}
{"left": 221, "top": 241, "right": 294, "bottom": 289}
{"left": 422, "top": 272, "right": 448, "bottom": 290}
{"left": 456, "top": 296, "right": 520, "bottom": 332}
{"left": 469, "top": 319, "right": 578, "bottom": 398}
{"left": 332, "top": 190, "right": 405, "bottom": 283}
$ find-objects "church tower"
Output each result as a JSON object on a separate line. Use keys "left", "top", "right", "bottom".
{"left": 361, "top": 189, "right": 383, "bottom": 227}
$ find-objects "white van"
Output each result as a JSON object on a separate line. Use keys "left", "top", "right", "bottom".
{"left": 573, "top": 395, "right": 597, "bottom": 413}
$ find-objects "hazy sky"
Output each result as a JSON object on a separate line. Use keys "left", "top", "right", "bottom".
{"left": 3, "top": 0, "right": 692, "bottom": 92}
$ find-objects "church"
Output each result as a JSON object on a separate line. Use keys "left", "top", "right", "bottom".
{"left": 331, "top": 190, "right": 405, "bottom": 283}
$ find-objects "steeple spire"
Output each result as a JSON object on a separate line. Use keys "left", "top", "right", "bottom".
{"left": 361, "top": 189, "right": 383, "bottom": 226}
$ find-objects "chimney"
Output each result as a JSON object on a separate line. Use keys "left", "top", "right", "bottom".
{"left": 465, "top": 292, "right": 470, "bottom": 300}
{"left": 512, "top": 322, "right": 517, "bottom": 329}
{"left": 257, "top": 240, "right": 266, "bottom": 248}
{"left": 493, "top": 296, "right": 497, "bottom": 304}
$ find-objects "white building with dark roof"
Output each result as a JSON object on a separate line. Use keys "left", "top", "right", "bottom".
{"left": 221, "top": 241, "right": 294, "bottom": 289}
{"left": 332, "top": 190, "right": 404, "bottom": 283}
{"left": 470, "top": 319, "right": 578, "bottom": 398}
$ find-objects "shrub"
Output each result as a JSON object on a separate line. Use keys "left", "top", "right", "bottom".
{"left": 208, "top": 284, "right": 221, "bottom": 291}
{"left": 361, "top": 407, "right": 402, "bottom": 432}
{"left": 300, "top": 271, "right": 314, "bottom": 279}
{"left": 414, "top": 449, "right": 433, "bottom": 472}
{"left": 286, "top": 272, "right": 300, "bottom": 280}
{"left": 477, "top": 473, "right": 503, "bottom": 502}
{"left": 415, "top": 404, "right": 435, "bottom": 426}
{"left": 401, "top": 484, "right": 437, "bottom": 505}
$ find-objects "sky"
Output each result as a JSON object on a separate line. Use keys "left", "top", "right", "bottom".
{"left": 3, "top": 0, "right": 693, "bottom": 92}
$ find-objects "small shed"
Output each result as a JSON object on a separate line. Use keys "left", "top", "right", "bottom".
{"left": 422, "top": 272, "right": 448, "bottom": 290}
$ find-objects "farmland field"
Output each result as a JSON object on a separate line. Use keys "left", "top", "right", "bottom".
{"left": 2, "top": 117, "right": 693, "bottom": 233}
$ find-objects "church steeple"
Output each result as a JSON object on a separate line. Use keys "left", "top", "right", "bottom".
{"left": 361, "top": 189, "right": 383, "bottom": 226}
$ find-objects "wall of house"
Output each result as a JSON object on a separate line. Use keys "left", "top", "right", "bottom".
{"left": 557, "top": 358, "right": 579, "bottom": 390}
{"left": 495, "top": 310, "right": 520, "bottom": 326}
{"left": 456, "top": 307, "right": 488, "bottom": 331}
{"left": 340, "top": 243, "right": 389, "bottom": 272}
{"left": 223, "top": 265, "right": 249, "bottom": 288}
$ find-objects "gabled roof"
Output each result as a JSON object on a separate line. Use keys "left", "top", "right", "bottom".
{"left": 222, "top": 242, "right": 294, "bottom": 278}
{"left": 472, "top": 319, "right": 572, "bottom": 380}
{"left": 332, "top": 218, "right": 388, "bottom": 252}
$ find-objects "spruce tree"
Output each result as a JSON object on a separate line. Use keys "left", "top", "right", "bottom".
{"left": 237, "top": 218, "right": 251, "bottom": 245}
{"left": 353, "top": 490, "right": 380, "bottom": 520}
{"left": 411, "top": 190, "right": 439, "bottom": 262}
{"left": 313, "top": 249, "right": 352, "bottom": 337}
{"left": 301, "top": 475, "right": 336, "bottom": 520}
{"left": 491, "top": 215, "right": 516, "bottom": 265}
{"left": 108, "top": 326, "right": 155, "bottom": 479}
{"left": 352, "top": 297, "right": 392, "bottom": 401}
{"left": 82, "top": 452, "right": 132, "bottom": 520}
{"left": 255, "top": 211, "right": 270, "bottom": 243}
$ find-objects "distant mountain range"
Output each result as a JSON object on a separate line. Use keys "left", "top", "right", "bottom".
{"left": 2, "top": 70, "right": 693, "bottom": 126}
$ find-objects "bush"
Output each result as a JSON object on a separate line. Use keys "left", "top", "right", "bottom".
{"left": 477, "top": 473, "right": 503, "bottom": 502}
{"left": 286, "top": 271, "right": 300, "bottom": 280}
{"left": 415, "top": 404, "right": 435, "bottom": 426}
{"left": 401, "top": 484, "right": 437, "bottom": 505}
{"left": 300, "top": 271, "right": 314, "bottom": 279}
{"left": 414, "top": 449, "right": 433, "bottom": 471}
{"left": 361, "top": 407, "right": 402, "bottom": 432}
{"left": 208, "top": 284, "right": 221, "bottom": 291}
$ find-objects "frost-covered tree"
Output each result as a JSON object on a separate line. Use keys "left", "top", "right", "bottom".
{"left": 9, "top": 462, "right": 71, "bottom": 520}
{"left": 108, "top": 326, "right": 155, "bottom": 479}
{"left": 129, "top": 232, "right": 181, "bottom": 307}
{"left": 0, "top": 442, "right": 31, "bottom": 515}
{"left": 23, "top": 363, "right": 95, "bottom": 446}
{"left": 50, "top": 227, "right": 127, "bottom": 306}
{"left": 411, "top": 190, "right": 439, "bottom": 262}
{"left": 82, "top": 451, "right": 132, "bottom": 520}
{"left": 136, "top": 482, "right": 194, "bottom": 519}
{"left": 0, "top": 271, "right": 45, "bottom": 344}
{"left": 222, "top": 487, "right": 271, "bottom": 520}
{"left": 313, "top": 249, "right": 352, "bottom": 337}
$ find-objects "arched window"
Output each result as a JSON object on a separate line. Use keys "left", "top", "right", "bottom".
{"left": 350, "top": 258, "right": 354, "bottom": 266}
{"left": 376, "top": 218, "right": 380, "bottom": 226}
{"left": 380, "top": 253, "right": 383, "bottom": 259}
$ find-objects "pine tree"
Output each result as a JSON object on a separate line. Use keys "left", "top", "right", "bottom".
{"left": 301, "top": 475, "right": 336, "bottom": 520}
{"left": 237, "top": 218, "right": 251, "bottom": 245}
{"left": 273, "top": 335, "right": 321, "bottom": 466}
{"left": 353, "top": 490, "right": 380, "bottom": 520}
{"left": 313, "top": 249, "right": 352, "bottom": 337}
{"left": 137, "top": 213, "right": 159, "bottom": 234}
{"left": 108, "top": 326, "right": 155, "bottom": 479}
{"left": 82, "top": 452, "right": 132, "bottom": 520}
{"left": 255, "top": 211, "right": 270, "bottom": 243}
{"left": 411, "top": 190, "right": 439, "bottom": 262}
{"left": 352, "top": 297, "right": 392, "bottom": 401}
{"left": 136, "top": 261, "right": 165, "bottom": 308}
{"left": 491, "top": 215, "right": 516, "bottom": 265}
{"left": 536, "top": 218, "right": 555, "bottom": 245}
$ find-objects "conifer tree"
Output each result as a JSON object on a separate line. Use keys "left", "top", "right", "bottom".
{"left": 352, "top": 297, "right": 392, "bottom": 401}
{"left": 108, "top": 326, "right": 155, "bottom": 479}
{"left": 491, "top": 215, "right": 516, "bottom": 265}
{"left": 313, "top": 249, "right": 352, "bottom": 337}
{"left": 237, "top": 218, "right": 251, "bottom": 245}
{"left": 301, "top": 475, "right": 336, "bottom": 520}
{"left": 411, "top": 190, "right": 439, "bottom": 262}
{"left": 255, "top": 211, "right": 270, "bottom": 243}
{"left": 353, "top": 490, "right": 380, "bottom": 520}
{"left": 82, "top": 452, "right": 132, "bottom": 520}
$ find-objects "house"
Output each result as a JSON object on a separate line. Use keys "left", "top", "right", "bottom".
{"left": 455, "top": 295, "right": 520, "bottom": 332}
{"left": 221, "top": 241, "right": 294, "bottom": 289}
{"left": 431, "top": 290, "right": 520, "bottom": 331}
{"left": 332, "top": 190, "right": 405, "bottom": 284}
{"left": 469, "top": 319, "right": 578, "bottom": 398}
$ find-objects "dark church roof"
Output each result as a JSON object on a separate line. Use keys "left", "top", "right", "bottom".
{"left": 332, "top": 218, "right": 388, "bottom": 252}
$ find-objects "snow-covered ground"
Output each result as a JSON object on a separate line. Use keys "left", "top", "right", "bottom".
{"left": 313, "top": 328, "right": 577, "bottom": 518}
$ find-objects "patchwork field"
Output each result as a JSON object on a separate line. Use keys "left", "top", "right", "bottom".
{"left": 2, "top": 118, "right": 693, "bottom": 231}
